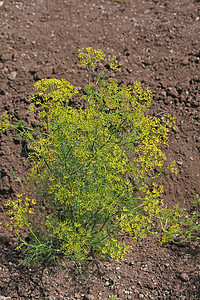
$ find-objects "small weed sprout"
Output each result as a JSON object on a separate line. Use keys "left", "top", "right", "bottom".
{"left": 1, "top": 47, "right": 199, "bottom": 266}
{"left": 109, "top": 295, "right": 118, "bottom": 300}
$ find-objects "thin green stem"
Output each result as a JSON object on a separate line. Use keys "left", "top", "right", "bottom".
{"left": 22, "top": 214, "right": 42, "bottom": 246}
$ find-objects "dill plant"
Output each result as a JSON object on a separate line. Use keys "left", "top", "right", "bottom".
{"left": 1, "top": 47, "right": 199, "bottom": 266}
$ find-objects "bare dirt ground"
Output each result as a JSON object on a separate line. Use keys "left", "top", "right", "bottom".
{"left": 0, "top": 0, "right": 199, "bottom": 299}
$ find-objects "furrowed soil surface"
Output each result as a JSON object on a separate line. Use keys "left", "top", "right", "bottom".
{"left": 0, "top": 0, "right": 199, "bottom": 299}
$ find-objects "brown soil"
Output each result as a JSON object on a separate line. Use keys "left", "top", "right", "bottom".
{"left": 0, "top": 0, "right": 199, "bottom": 299}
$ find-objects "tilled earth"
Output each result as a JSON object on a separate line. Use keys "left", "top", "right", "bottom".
{"left": 0, "top": 0, "right": 199, "bottom": 299}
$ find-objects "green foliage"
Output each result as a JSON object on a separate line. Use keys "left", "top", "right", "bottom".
{"left": 109, "top": 295, "right": 118, "bottom": 300}
{"left": 1, "top": 47, "right": 199, "bottom": 266}
{"left": 122, "top": 189, "right": 200, "bottom": 244}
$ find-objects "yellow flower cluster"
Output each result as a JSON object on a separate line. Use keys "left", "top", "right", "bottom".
{"left": 78, "top": 47, "right": 105, "bottom": 68}
{"left": 5, "top": 195, "right": 36, "bottom": 236}
{"left": 0, "top": 112, "right": 13, "bottom": 133}
{"left": 54, "top": 220, "right": 91, "bottom": 261}
{"left": 100, "top": 238, "right": 130, "bottom": 262}
{"left": 108, "top": 55, "right": 122, "bottom": 71}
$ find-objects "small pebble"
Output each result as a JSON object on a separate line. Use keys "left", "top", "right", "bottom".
{"left": 105, "top": 281, "right": 110, "bottom": 286}
{"left": 177, "top": 159, "right": 183, "bottom": 166}
{"left": 179, "top": 272, "right": 189, "bottom": 282}
{"left": 7, "top": 71, "right": 17, "bottom": 81}
{"left": 86, "top": 295, "right": 95, "bottom": 300}
{"left": 129, "top": 261, "right": 135, "bottom": 267}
